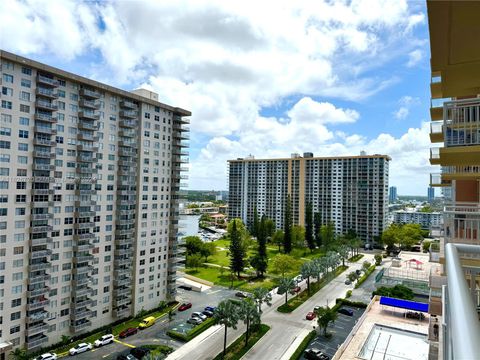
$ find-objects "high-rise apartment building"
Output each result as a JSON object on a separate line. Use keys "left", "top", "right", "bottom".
{"left": 0, "top": 50, "right": 190, "bottom": 354}
{"left": 427, "top": 186, "right": 435, "bottom": 203}
{"left": 427, "top": 1, "right": 480, "bottom": 358}
{"left": 389, "top": 186, "right": 398, "bottom": 203}
{"left": 228, "top": 152, "right": 390, "bottom": 243}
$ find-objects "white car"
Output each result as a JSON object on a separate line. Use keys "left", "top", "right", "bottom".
{"left": 191, "top": 311, "right": 207, "bottom": 321}
{"left": 35, "top": 353, "right": 57, "bottom": 360}
{"left": 69, "top": 342, "right": 92, "bottom": 355}
{"left": 294, "top": 275, "right": 303, "bottom": 284}
{"left": 94, "top": 334, "right": 114, "bottom": 347}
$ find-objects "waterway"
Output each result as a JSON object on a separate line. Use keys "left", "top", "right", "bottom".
{"left": 179, "top": 214, "right": 200, "bottom": 237}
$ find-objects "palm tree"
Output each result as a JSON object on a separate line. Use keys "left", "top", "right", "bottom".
{"left": 238, "top": 299, "right": 261, "bottom": 347}
{"left": 213, "top": 299, "right": 240, "bottom": 358}
{"left": 337, "top": 244, "right": 350, "bottom": 267}
{"left": 9, "top": 348, "right": 28, "bottom": 360}
{"left": 300, "top": 261, "right": 316, "bottom": 295}
{"left": 316, "top": 306, "right": 338, "bottom": 336}
{"left": 278, "top": 277, "right": 295, "bottom": 305}
{"left": 252, "top": 287, "right": 272, "bottom": 314}
{"left": 312, "top": 257, "right": 326, "bottom": 282}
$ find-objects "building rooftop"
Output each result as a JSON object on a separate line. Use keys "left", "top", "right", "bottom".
{"left": 228, "top": 153, "right": 391, "bottom": 163}
{"left": 336, "top": 297, "right": 430, "bottom": 360}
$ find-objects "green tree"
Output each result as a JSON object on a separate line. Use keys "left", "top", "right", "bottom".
{"left": 381, "top": 223, "right": 402, "bottom": 251}
{"left": 264, "top": 218, "right": 275, "bottom": 239}
{"left": 252, "top": 206, "right": 260, "bottom": 238}
{"left": 314, "top": 212, "right": 322, "bottom": 247}
{"left": 300, "top": 261, "right": 317, "bottom": 295}
{"left": 229, "top": 220, "right": 246, "bottom": 278}
{"left": 252, "top": 287, "right": 272, "bottom": 314}
{"left": 374, "top": 254, "right": 383, "bottom": 266}
{"left": 227, "top": 218, "right": 249, "bottom": 238}
{"left": 272, "top": 230, "right": 284, "bottom": 252}
{"left": 9, "top": 348, "right": 28, "bottom": 360}
{"left": 186, "top": 253, "right": 203, "bottom": 270}
{"left": 251, "top": 215, "right": 268, "bottom": 277}
{"left": 238, "top": 299, "right": 261, "bottom": 347}
{"left": 283, "top": 195, "right": 292, "bottom": 253}
{"left": 200, "top": 242, "right": 217, "bottom": 262}
{"left": 250, "top": 254, "right": 268, "bottom": 278}
{"left": 272, "top": 254, "right": 298, "bottom": 278}
{"left": 292, "top": 225, "right": 305, "bottom": 249}
{"left": 305, "top": 202, "right": 315, "bottom": 251}
{"left": 347, "top": 271, "right": 359, "bottom": 282}
{"left": 316, "top": 306, "right": 338, "bottom": 336}
{"left": 312, "top": 257, "right": 327, "bottom": 282}
{"left": 325, "top": 251, "right": 340, "bottom": 275}
{"left": 362, "top": 261, "right": 372, "bottom": 272}
{"left": 400, "top": 223, "right": 424, "bottom": 249}
{"left": 337, "top": 244, "right": 350, "bottom": 267}
{"left": 213, "top": 300, "right": 240, "bottom": 358}
{"left": 320, "top": 222, "right": 335, "bottom": 250}
{"left": 185, "top": 236, "right": 204, "bottom": 255}
{"left": 278, "top": 277, "right": 295, "bottom": 305}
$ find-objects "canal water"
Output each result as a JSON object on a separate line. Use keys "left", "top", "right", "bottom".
{"left": 179, "top": 214, "right": 200, "bottom": 237}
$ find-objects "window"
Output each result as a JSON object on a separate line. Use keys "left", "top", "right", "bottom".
{"left": 21, "top": 67, "right": 32, "bottom": 75}
{"left": 2, "top": 74, "right": 13, "bottom": 83}
{"left": 19, "top": 104, "right": 29, "bottom": 113}
{"left": 0, "top": 141, "right": 10, "bottom": 149}
{"left": 1, "top": 101, "right": 12, "bottom": 109}
{"left": 1, "top": 114, "right": 12, "bottom": 123}
{"left": 57, "top": 89, "right": 66, "bottom": 98}
{"left": 0, "top": 154, "right": 10, "bottom": 163}
{"left": 20, "top": 78, "right": 31, "bottom": 88}
{"left": 0, "top": 127, "right": 11, "bottom": 136}
{"left": 1, "top": 87, "right": 13, "bottom": 96}
{"left": 10, "top": 312, "right": 21, "bottom": 321}
{"left": 17, "top": 143, "right": 28, "bottom": 151}
{"left": 11, "top": 298, "right": 21, "bottom": 307}
{"left": 19, "top": 91, "right": 30, "bottom": 101}
{"left": 19, "top": 117, "right": 29, "bottom": 126}
{"left": 10, "top": 325, "right": 20, "bottom": 334}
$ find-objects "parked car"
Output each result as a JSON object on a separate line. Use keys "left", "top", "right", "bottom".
{"left": 313, "top": 305, "right": 320, "bottom": 312}
{"left": 355, "top": 269, "right": 361, "bottom": 275}
{"left": 69, "top": 343, "right": 92, "bottom": 356}
{"left": 178, "top": 302, "right": 192, "bottom": 311}
{"left": 293, "top": 286, "right": 301, "bottom": 293}
{"left": 94, "top": 334, "right": 114, "bottom": 347}
{"left": 202, "top": 310, "right": 214, "bottom": 317}
{"left": 344, "top": 279, "right": 352, "bottom": 285}
{"left": 116, "top": 355, "right": 136, "bottom": 360}
{"left": 187, "top": 317, "right": 203, "bottom": 325}
{"left": 192, "top": 312, "right": 207, "bottom": 321}
{"left": 306, "top": 311, "right": 316, "bottom": 320}
{"left": 35, "top": 353, "right": 57, "bottom": 360}
{"left": 338, "top": 308, "right": 354, "bottom": 316}
{"left": 235, "top": 291, "right": 248, "bottom": 298}
{"left": 138, "top": 316, "right": 156, "bottom": 329}
{"left": 204, "top": 306, "right": 216, "bottom": 312}
{"left": 119, "top": 327, "right": 138, "bottom": 338}
{"left": 304, "top": 348, "right": 330, "bottom": 360}
{"left": 178, "top": 285, "right": 193, "bottom": 291}
{"left": 130, "top": 347, "right": 151, "bottom": 359}
{"left": 294, "top": 275, "right": 303, "bottom": 284}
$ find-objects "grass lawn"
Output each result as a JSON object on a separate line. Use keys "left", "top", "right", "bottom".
{"left": 213, "top": 324, "right": 270, "bottom": 360}
{"left": 186, "top": 266, "right": 247, "bottom": 288}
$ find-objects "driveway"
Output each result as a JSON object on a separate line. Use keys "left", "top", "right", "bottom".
{"left": 300, "top": 306, "right": 365, "bottom": 360}
{"left": 70, "top": 285, "right": 237, "bottom": 360}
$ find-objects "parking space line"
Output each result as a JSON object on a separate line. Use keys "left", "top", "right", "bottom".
{"left": 113, "top": 338, "right": 136, "bottom": 348}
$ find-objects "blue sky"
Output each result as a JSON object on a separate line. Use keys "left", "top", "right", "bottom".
{"left": 0, "top": 0, "right": 435, "bottom": 195}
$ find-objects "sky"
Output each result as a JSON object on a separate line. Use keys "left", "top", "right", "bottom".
{"left": 0, "top": 0, "right": 435, "bottom": 195}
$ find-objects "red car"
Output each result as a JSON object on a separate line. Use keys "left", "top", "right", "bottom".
{"left": 178, "top": 302, "right": 192, "bottom": 311}
{"left": 290, "top": 286, "right": 301, "bottom": 295}
{"left": 119, "top": 327, "right": 138, "bottom": 338}
{"left": 306, "top": 312, "right": 316, "bottom": 320}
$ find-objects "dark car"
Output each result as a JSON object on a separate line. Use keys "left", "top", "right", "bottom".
{"left": 119, "top": 327, "right": 138, "bottom": 338}
{"left": 338, "top": 308, "right": 354, "bottom": 316}
{"left": 178, "top": 302, "right": 192, "bottom": 311}
{"left": 178, "top": 285, "right": 192, "bottom": 291}
{"left": 116, "top": 355, "right": 136, "bottom": 360}
{"left": 304, "top": 348, "right": 330, "bottom": 360}
{"left": 204, "top": 306, "right": 216, "bottom": 312}
{"left": 130, "top": 347, "right": 151, "bottom": 359}
{"left": 235, "top": 291, "right": 248, "bottom": 298}
{"left": 202, "top": 310, "right": 214, "bottom": 317}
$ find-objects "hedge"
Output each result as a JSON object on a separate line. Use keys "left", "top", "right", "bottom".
{"left": 141, "top": 344, "right": 174, "bottom": 355}
{"left": 335, "top": 298, "right": 368, "bottom": 309}
{"left": 354, "top": 265, "right": 376, "bottom": 289}
{"left": 167, "top": 317, "right": 216, "bottom": 342}
{"left": 289, "top": 330, "right": 316, "bottom": 360}
{"left": 348, "top": 254, "right": 364, "bottom": 262}
{"left": 213, "top": 324, "right": 270, "bottom": 360}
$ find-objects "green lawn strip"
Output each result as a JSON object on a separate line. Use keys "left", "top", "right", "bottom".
{"left": 348, "top": 254, "right": 364, "bottom": 262}
{"left": 354, "top": 265, "right": 376, "bottom": 289}
{"left": 141, "top": 344, "right": 174, "bottom": 356}
{"left": 277, "top": 265, "right": 349, "bottom": 313}
{"left": 44, "top": 303, "right": 177, "bottom": 356}
{"left": 289, "top": 330, "right": 316, "bottom": 360}
{"left": 167, "top": 317, "right": 216, "bottom": 342}
{"left": 212, "top": 324, "right": 270, "bottom": 360}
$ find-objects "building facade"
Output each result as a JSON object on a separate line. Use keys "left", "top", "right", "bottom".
{"left": 427, "top": 186, "right": 435, "bottom": 203}
{"left": 389, "top": 186, "right": 397, "bottom": 203}
{"left": 393, "top": 210, "right": 443, "bottom": 230}
{"left": 427, "top": 1, "right": 480, "bottom": 358}
{"left": 0, "top": 51, "right": 190, "bottom": 353}
{"left": 228, "top": 153, "right": 390, "bottom": 243}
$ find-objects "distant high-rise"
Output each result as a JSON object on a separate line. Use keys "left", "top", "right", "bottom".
{"left": 389, "top": 186, "right": 398, "bottom": 203}
{"left": 228, "top": 153, "right": 390, "bottom": 243}
{"left": 427, "top": 186, "right": 435, "bottom": 203}
{"left": 0, "top": 50, "right": 190, "bottom": 353}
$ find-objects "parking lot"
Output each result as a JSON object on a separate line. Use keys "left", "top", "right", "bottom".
{"left": 301, "top": 306, "right": 365, "bottom": 360}
{"left": 69, "top": 285, "right": 237, "bottom": 360}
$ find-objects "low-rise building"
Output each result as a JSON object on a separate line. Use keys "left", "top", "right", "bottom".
{"left": 393, "top": 209, "right": 443, "bottom": 230}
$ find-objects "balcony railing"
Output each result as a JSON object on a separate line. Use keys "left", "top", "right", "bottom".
{"left": 80, "top": 88, "right": 100, "bottom": 98}
{"left": 37, "top": 74, "right": 59, "bottom": 87}
{"left": 35, "top": 113, "right": 57, "bottom": 123}
{"left": 36, "top": 100, "right": 58, "bottom": 111}
{"left": 25, "top": 335, "right": 49, "bottom": 350}
{"left": 36, "top": 88, "right": 58, "bottom": 98}
{"left": 119, "top": 110, "right": 138, "bottom": 118}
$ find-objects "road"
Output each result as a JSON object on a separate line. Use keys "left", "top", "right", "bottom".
{"left": 70, "top": 286, "right": 237, "bottom": 360}
{"left": 168, "top": 254, "right": 374, "bottom": 360}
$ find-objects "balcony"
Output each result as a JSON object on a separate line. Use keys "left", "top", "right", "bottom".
{"left": 119, "top": 128, "right": 136, "bottom": 138}
{"left": 118, "top": 140, "right": 137, "bottom": 148}
{"left": 25, "top": 335, "right": 49, "bottom": 350}
{"left": 114, "top": 277, "right": 131, "bottom": 287}
{"left": 79, "top": 99, "right": 100, "bottom": 109}
{"left": 30, "top": 249, "right": 52, "bottom": 259}
{"left": 78, "top": 120, "right": 99, "bottom": 131}
{"left": 33, "top": 163, "right": 54, "bottom": 171}
{"left": 71, "top": 299, "right": 93, "bottom": 309}
{"left": 115, "top": 287, "right": 131, "bottom": 297}
{"left": 113, "top": 297, "right": 131, "bottom": 307}
{"left": 172, "top": 140, "right": 189, "bottom": 148}
{"left": 119, "top": 119, "right": 136, "bottom": 128}
{"left": 74, "top": 222, "right": 95, "bottom": 230}
{"left": 27, "top": 310, "right": 49, "bottom": 322}
{"left": 36, "top": 87, "right": 58, "bottom": 99}
{"left": 120, "top": 100, "right": 137, "bottom": 109}
{"left": 31, "top": 225, "right": 53, "bottom": 233}
{"left": 28, "top": 273, "right": 51, "bottom": 285}
{"left": 77, "top": 132, "right": 99, "bottom": 142}
{"left": 118, "top": 148, "right": 136, "bottom": 157}
{"left": 174, "top": 132, "right": 190, "bottom": 140}
{"left": 72, "top": 276, "right": 91, "bottom": 287}
{"left": 76, "top": 167, "right": 98, "bottom": 175}
{"left": 33, "top": 138, "right": 56, "bottom": 147}
{"left": 31, "top": 213, "right": 53, "bottom": 221}
{"left": 72, "top": 286, "right": 93, "bottom": 297}
{"left": 430, "top": 148, "right": 441, "bottom": 165}
{"left": 114, "top": 258, "right": 132, "bottom": 267}
{"left": 32, "top": 188, "right": 54, "bottom": 195}
{"left": 73, "top": 254, "right": 94, "bottom": 264}
{"left": 73, "top": 265, "right": 94, "bottom": 275}
{"left": 80, "top": 88, "right": 100, "bottom": 99}
{"left": 26, "top": 299, "right": 50, "bottom": 311}
{"left": 173, "top": 115, "right": 190, "bottom": 124}
{"left": 78, "top": 110, "right": 100, "bottom": 120}
{"left": 25, "top": 323, "right": 49, "bottom": 337}
{"left": 114, "top": 248, "right": 133, "bottom": 257}
{"left": 71, "top": 309, "right": 92, "bottom": 320}
{"left": 113, "top": 268, "right": 132, "bottom": 278}
{"left": 77, "top": 155, "right": 96, "bottom": 163}
{"left": 119, "top": 110, "right": 138, "bottom": 118}
{"left": 430, "top": 122, "right": 443, "bottom": 143}
{"left": 37, "top": 74, "right": 59, "bottom": 87}
{"left": 113, "top": 307, "right": 131, "bottom": 318}
{"left": 73, "top": 242, "right": 94, "bottom": 252}
{"left": 77, "top": 144, "right": 99, "bottom": 152}
{"left": 35, "top": 113, "right": 57, "bottom": 123}
{"left": 33, "top": 150, "right": 55, "bottom": 159}
{"left": 36, "top": 99, "right": 58, "bottom": 111}
{"left": 27, "top": 286, "right": 50, "bottom": 297}
{"left": 75, "top": 189, "right": 96, "bottom": 196}
{"left": 73, "top": 232, "right": 95, "bottom": 241}
{"left": 70, "top": 320, "right": 92, "bottom": 333}
{"left": 115, "top": 229, "right": 134, "bottom": 237}
{"left": 29, "top": 262, "right": 51, "bottom": 271}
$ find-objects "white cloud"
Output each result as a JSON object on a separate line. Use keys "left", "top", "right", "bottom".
{"left": 287, "top": 97, "right": 359, "bottom": 125}
{"left": 407, "top": 49, "right": 423, "bottom": 67}
{"left": 394, "top": 107, "right": 409, "bottom": 120}
{"left": 394, "top": 95, "right": 420, "bottom": 120}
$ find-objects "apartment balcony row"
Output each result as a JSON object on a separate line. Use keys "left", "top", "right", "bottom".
{"left": 173, "top": 115, "right": 190, "bottom": 124}
{"left": 36, "top": 87, "right": 59, "bottom": 99}
{"left": 79, "top": 99, "right": 100, "bottom": 109}
{"left": 79, "top": 88, "right": 101, "bottom": 99}
{"left": 78, "top": 119, "right": 99, "bottom": 131}
{"left": 25, "top": 334, "right": 49, "bottom": 350}
{"left": 31, "top": 212, "right": 53, "bottom": 220}
{"left": 33, "top": 138, "right": 56, "bottom": 147}
{"left": 36, "top": 99, "right": 58, "bottom": 111}
{"left": 119, "top": 110, "right": 138, "bottom": 118}
{"left": 27, "top": 286, "right": 50, "bottom": 298}
{"left": 35, "top": 113, "right": 57, "bottom": 123}
{"left": 37, "top": 74, "right": 59, "bottom": 87}
{"left": 33, "top": 150, "right": 55, "bottom": 159}
{"left": 70, "top": 320, "right": 92, "bottom": 333}
{"left": 113, "top": 307, "right": 131, "bottom": 318}
{"left": 25, "top": 323, "right": 49, "bottom": 337}
{"left": 120, "top": 100, "right": 138, "bottom": 110}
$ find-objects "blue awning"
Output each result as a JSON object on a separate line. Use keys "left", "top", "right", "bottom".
{"left": 379, "top": 296, "right": 429, "bottom": 312}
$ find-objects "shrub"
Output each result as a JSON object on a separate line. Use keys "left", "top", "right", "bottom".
{"left": 346, "top": 290, "right": 352, "bottom": 298}
{"left": 355, "top": 265, "right": 375, "bottom": 289}
{"left": 167, "top": 317, "right": 215, "bottom": 342}
{"left": 372, "top": 285, "right": 414, "bottom": 300}
{"left": 289, "top": 330, "right": 316, "bottom": 360}
{"left": 374, "top": 254, "right": 382, "bottom": 266}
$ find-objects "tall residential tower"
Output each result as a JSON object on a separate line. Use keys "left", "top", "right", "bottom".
{"left": 228, "top": 153, "right": 390, "bottom": 243}
{"left": 0, "top": 51, "right": 190, "bottom": 353}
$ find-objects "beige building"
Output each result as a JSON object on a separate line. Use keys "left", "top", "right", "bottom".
{"left": 0, "top": 50, "right": 189, "bottom": 353}
{"left": 228, "top": 152, "right": 390, "bottom": 243}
